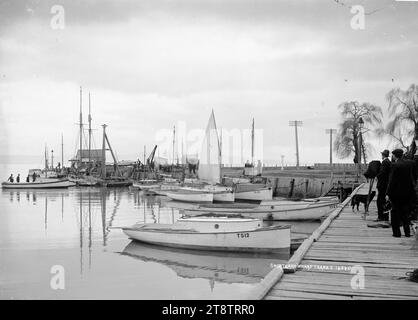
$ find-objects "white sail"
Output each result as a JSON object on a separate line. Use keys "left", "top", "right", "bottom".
{"left": 198, "top": 110, "right": 221, "bottom": 184}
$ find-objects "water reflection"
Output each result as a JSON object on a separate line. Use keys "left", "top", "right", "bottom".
{"left": 0, "top": 187, "right": 319, "bottom": 299}
{"left": 121, "top": 241, "right": 289, "bottom": 286}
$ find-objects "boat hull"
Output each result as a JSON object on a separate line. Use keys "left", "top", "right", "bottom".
{"left": 123, "top": 225, "right": 290, "bottom": 253}
{"left": 213, "top": 191, "right": 235, "bottom": 203}
{"left": 235, "top": 187, "right": 273, "bottom": 201}
{"left": 166, "top": 191, "right": 214, "bottom": 203}
{"left": 184, "top": 202, "right": 339, "bottom": 221}
{"left": 1, "top": 179, "right": 76, "bottom": 189}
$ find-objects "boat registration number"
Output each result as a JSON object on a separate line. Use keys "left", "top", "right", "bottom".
{"left": 237, "top": 233, "right": 250, "bottom": 238}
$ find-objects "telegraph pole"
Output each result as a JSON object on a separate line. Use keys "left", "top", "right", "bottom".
{"left": 325, "top": 129, "right": 337, "bottom": 165}
{"left": 326, "top": 128, "right": 337, "bottom": 180}
{"left": 289, "top": 121, "right": 303, "bottom": 169}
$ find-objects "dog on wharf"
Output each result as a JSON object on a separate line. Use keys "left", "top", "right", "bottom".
{"left": 351, "top": 191, "right": 376, "bottom": 212}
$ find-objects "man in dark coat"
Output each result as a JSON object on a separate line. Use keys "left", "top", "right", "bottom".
{"left": 376, "top": 150, "right": 391, "bottom": 222}
{"left": 386, "top": 149, "right": 416, "bottom": 237}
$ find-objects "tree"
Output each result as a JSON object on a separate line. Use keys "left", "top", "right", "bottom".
{"left": 385, "top": 84, "right": 418, "bottom": 158}
{"left": 334, "top": 101, "right": 383, "bottom": 164}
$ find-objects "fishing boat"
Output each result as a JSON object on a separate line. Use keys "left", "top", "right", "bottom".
{"left": 184, "top": 200, "right": 339, "bottom": 221}
{"left": 1, "top": 178, "right": 75, "bottom": 189}
{"left": 166, "top": 189, "right": 214, "bottom": 203}
{"left": 122, "top": 215, "right": 291, "bottom": 253}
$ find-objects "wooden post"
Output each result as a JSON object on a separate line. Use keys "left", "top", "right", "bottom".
{"left": 288, "top": 179, "right": 295, "bottom": 198}
{"left": 305, "top": 179, "right": 309, "bottom": 197}
{"left": 273, "top": 177, "right": 279, "bottom": 197}
{"left": 320, "top": 181, "right": 324, "bottom": 196}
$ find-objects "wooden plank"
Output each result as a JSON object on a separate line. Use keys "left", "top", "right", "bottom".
{"left": 270, "top": 283, "right": 418, "bottom": 299}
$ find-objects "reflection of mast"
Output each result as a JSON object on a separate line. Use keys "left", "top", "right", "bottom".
{"left": 79, "top": 86, "right": 83, "bottom": 167}
{"left": 88, "top": 191, "right": 92, "bottom": 270}
{"left": 79, "top": 189, "right": 83, "bottom": 276}
{"left": 101, "top": 189, "right": 107, "bottom": 246}
{"left": 209, "top": 278, "right": 215, "bottom": 292}
{"left": 88, "top": 92, "right": 92, "bottom": 169}
{"left": 171, "top": 208, "right": 175, "bottom": 224}
{"left": 101, "top": 189, "right": 121, "bottom": 245}
{"left": 44, "top": 195, "right": 48, "bottom": 232}
{"left": 61, "top": 193, "right": 64, "bottom": 222}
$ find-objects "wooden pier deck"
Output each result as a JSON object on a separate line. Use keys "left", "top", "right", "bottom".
{"left": 252, "top": 184, "right": 418, "bottom": 300}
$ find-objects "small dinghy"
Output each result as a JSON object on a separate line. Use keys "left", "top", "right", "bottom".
{"left": 166, "top": 189, "right": 214, "bottom": 203}
{"left": 122, "top": 215, "right": 290, "bottom": 253}
{"left": 1, "top": 178, "right": 75, "bottom": 189}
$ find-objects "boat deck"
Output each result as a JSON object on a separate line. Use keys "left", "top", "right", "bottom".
{"left": 250, "top": 184, "right": 418, "bottom": 300}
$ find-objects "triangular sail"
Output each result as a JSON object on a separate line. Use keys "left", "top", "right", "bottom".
{"left": 198, "top": 110, "right": 221, "bottom": 184}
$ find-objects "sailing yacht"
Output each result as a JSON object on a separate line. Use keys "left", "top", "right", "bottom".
{"left": 166, "top": 110, "right": 234, "bottom": 203}
{"left": 233, "top": 118, "right": 273, "bottom": 202}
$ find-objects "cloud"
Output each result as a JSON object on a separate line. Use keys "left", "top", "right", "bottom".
{"left": 1, "top": 0, "right": 417, "bottom": 164}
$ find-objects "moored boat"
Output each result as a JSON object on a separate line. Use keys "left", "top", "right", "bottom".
{"left": 166, "top": 190, "right": 214, "bottom": 203}
{"left": 122, "top": 215, "right": 291, "bottom": 253}
{"left": 1, "top": 178, "right": 76, "bottom": 189}
{"left": 184, "top": 201, "right": 339, "bottom": 221}
{"left": 234, "top": 186, "right": 273, "bottom": 202}
{"left": 132, "top": 180, "right": 160, "bottom": 191}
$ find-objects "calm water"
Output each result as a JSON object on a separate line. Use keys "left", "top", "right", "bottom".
{"left": 0, "top": 164, "right": 320, "bottom": 299}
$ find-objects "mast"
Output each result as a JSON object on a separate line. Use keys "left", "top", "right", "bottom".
{"left": 79, "top": 86, "right": 83, "bottom": 168}
{"left": 61, "top": 133, "right": 64, "bottom": 170}
{"left": 51, "top": 149, "right": 54, "bottom": 169}
{"left": 143, "top": 145, "right": 146, "bottom": 178}
{"left": 44, "top": 144, "right": 48, "bottom": 171}
{"left": 251, "top": 118, "right": 254, "bottom": 166}
{"left": 88, "top": 92, "right": 92, "bottom": 168}
{"left": 219, "top": 127, "right": 222, "bottom": 181}
{"left": 172, "top": 125, "right": 175, "bottom": 170}
{"left": 101, "top": 124, "right": 107, "bottom": 179}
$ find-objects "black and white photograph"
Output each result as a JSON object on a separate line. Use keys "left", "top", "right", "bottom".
{"left": 0, "top": 0, "right": 417, "bottom": 306}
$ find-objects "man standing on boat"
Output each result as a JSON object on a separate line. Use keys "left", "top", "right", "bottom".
{"left": 7, "top": 174, "right": 14, "bottom": 183}
{"left": 32, "top": 172, "right": 37, "bottom": 182}
{"left": 376, "top": 149, "right": 391, "bottom": 222}
{"left": 16, "top": 174, "right": 20, "bottom": 183}
{"left": 386, "top": 149, "right": 416, "bottom": 237}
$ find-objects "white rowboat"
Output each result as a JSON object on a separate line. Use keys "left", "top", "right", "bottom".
{"left": 122, "top": 216, "right": 290, "bottom": 253}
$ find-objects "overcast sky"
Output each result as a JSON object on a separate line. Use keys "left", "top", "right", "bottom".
{"left": 1, "top": 0, "right": 418, "bottom": 166}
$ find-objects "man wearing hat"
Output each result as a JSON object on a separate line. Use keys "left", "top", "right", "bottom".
{"left": 376, "top": 149, "right": 391, "bottom": 222}
{"left": 385, "top": 149, "right": 416, "bottom": 237}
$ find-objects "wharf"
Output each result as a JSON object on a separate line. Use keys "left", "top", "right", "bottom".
{"left": 251, "top": 184, "right": 418, "bottom": 300}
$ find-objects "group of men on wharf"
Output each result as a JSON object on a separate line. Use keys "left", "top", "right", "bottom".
{"left": 376, "top": 148, "right": 417, "bottom": 238}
